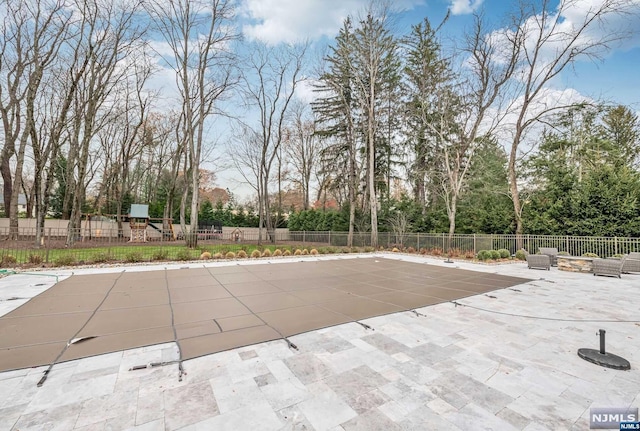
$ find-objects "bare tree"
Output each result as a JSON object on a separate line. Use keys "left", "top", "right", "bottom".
{"left": 147, "top": 0, "right": 238, "bottom": 247}
{"left": 62, "top": 0, "right": 148, "bottom": 246}
{"left": 0, "top": 0, "right": 71, "bottom": 238}
{"left": 426, "top": 14, "right": 520, "bottom": 240}
{"left": 283, "top": 102, "right": 321, "bottom": 211}
{"left": 95, "top": 55, "right": 154, "bottom": 233}
{"left": 237, "top": 41, "right": 307, "bottom": 244}
{"left": 497, "top": 0, "right": 637, "bottom": 238}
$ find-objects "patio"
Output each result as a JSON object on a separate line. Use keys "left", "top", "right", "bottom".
{"left": 0, "top": 254, "right": 638, "bottom": 430}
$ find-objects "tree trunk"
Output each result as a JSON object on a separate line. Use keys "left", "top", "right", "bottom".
{"left": 0, "top": 155, "right": 12, "bottom": 219}
{"left": 367, "top": 70, "right": 379, "bottom": 248}
{"left": 188, "top": 169, "right": 199, "bottom": 248}
{"left": 8, "top": 133, "right": 29, "bottom": 239}
{"left": 508, "top": 117, "right": 525, "bottom": 250}
{"left": 508, "top": 141, "right": 523, "bottom": 248}
{"left": 447, "top": 196, "right": 457, "bottom": 245}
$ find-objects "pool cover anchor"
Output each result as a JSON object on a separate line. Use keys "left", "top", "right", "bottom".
{"left": 410, "top": 310, "right": 427, "bottom": 318}
{"left": 356, "top": 321, "right": 374, "bottom": 331}
{"left": 178, "top": 362, "right": 186, "bottom": 381}
{"left": 577, "top": 329, "right": 630, "bottom": 370}
{"left": 284, "top": 338, "right": 298, "bottom": 350}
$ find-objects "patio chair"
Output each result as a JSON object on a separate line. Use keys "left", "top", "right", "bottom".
{"left": 592, "top": 258, "right": 622, "bottom": 278}
{"left": 538, "top": 247, "right": 558, "bottom": 266}
{"left": 527, "top": 254, "right": 550, "bottom": 270}
{"left": 621, "top": 252, "right": 640, "bottom": 274}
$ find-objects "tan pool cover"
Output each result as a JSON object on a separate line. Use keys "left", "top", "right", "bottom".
{"left": 0, "top": 258, "right": 530, "bottom": 372}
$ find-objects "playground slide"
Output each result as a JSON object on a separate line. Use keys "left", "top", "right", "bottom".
{"left": 148, "top": 222, "right": 163, "bottom": 232}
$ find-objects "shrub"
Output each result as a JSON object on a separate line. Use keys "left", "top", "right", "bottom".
{"left": 237, "top": 250, "right": 247, "bottom": 258}
{"left": 406, "top": 246, "right": 416, "bottom": 254}
{"left": 341, "top": 247, "right": 351, "bottom": 253}
{"left": 582, "top": 252, "right": 599, "bottom": 258}
{"left": 477, "top": 250, "right": 491, "bottom": 261}
{"left": 176, "top": 249, "right": 192, "bottom": 261}
{"left": 53, "top": 254, "right": 76, "bottom": 267}
{"left": 294, "top": 249, "right": 302, "bottom": 256}
{"left": 463, "top": 250, "right": 475, "bottom": 259}
{"left": 391, "top": 247, "right": 399, "bottom": 253}
{"left": 419, "top": 248, "right": 428, "bottom": 255}
{"left": 301, "top": 249, "right": 309, "bottom": 255}
{"left": 310, "top": 249, "right": 318, "bottom": 255}
{"left": 612, "top": 253, "right": 624, "bottom": 258}
{"left": 490, "top": 250, "right": 501, "bottom": 260}
{"left": 28, "top": 253, "right": 44, "bottom": 265}
{"left": 498, "top": 249, "right": 511, "bottom": 259}
{"left": 213, "top": 252, "right": 223, "bottom": 259}
{"left": 200, "top": 251, "right": 212, "bottom": 260}
{"left": 430, "top": 247, "right": 443, "bottom": 256}
{"left": 515, "top": 249, "right": 527, "bottom": 261}
{"left": 151, "top": 249, "right": 169, "bottom": 261}
{"left": 89, "top": 252, "right": 108, "bottom": 263}
{"left": 251, "top": 249, "right": 261, "bottom": 258}
{"left": 125, "top": 251, "right": 144, "bottom": 263}
{"left": 1, "top": 255, "right": 17, "bottom": 267}
{"left": 364, "top": 246, "right": 375, "bottom": 253}
{"left": 283, "top": 249, "right": 292, "bottom": 256}
{"left": 262, "top": 249, "right": 272, "bottom": 257}
{"left": 273, "top": 249, "right": 283, "bottom": 256}
{"left": 324, "top": 246, "right": 336, "bottom": 254}
{"left": 558, "top": 251, "right": 570, "bottom": 256}
{"left": 225, "top": 251, "right": 236, "bottom": 259}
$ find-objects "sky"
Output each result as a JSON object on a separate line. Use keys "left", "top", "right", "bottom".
{"left": 154, "top": 0, "right": 640, "bottom": 201}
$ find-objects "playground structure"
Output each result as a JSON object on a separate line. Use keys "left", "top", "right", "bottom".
{"left": 81, "top": 207, "right": 176, "bottom": 242}
{"left": 129, "top": 204, "right": 149, "bottom": 242}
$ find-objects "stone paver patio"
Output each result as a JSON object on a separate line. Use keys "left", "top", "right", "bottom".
{"left": 0, "top": 253, "right": 638, "bottom": 430}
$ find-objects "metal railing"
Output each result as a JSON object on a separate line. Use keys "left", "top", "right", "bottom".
{"left": 1, "top": 228, "right": 639, "bottom": 266}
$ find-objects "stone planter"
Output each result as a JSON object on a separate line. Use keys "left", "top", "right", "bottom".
{"left": 557, "top": 255, "right": 595, "bottom": 273}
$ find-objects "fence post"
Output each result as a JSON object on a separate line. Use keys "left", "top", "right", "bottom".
{"left": 473, "top": 234, "right": 476, "bottom": 254}
{"left": 615, "top": 237, "right": 618, "bottom": 255}
{"left": 303, "top": 231, "right": 306, "bottom": 244}
{"left": 565, "top": 235, "right": 569, "bottom": 253}
{"left": 417, "top": 233, "right": 420, "bottom": 250}
{"left": 328, "top": 231, "right": 331, "bottom": 246}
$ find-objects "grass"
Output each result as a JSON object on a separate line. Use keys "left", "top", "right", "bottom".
{"left": 0, "top": 243, "right": 366, "bottom": 266}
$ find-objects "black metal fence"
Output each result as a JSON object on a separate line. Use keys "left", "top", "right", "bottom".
{"left": 1, "top": 228, "right": 639, "bottom": 266}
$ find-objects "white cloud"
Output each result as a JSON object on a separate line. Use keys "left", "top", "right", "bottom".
{"left": 240, "top": 0, "right": 424, "bottom": 44}
{"left": 449, "top": 0, "right": 484, "bottom": 15}
{"left": 295, "top": 78, "right": 319, "bottom": 103}
{"left": 240, "top": 0, "right": 361, "bottom": 44}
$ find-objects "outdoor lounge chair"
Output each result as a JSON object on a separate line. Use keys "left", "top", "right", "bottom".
{"left": 538, "top": 247, "right": 558, "bottom": 266}
{"left": 622, "top": 252, "right": 640, "bottom": 274}
{"left": 593, "top": 258, "right": 622, "bottom": 278}
{"left": 527, "top": 254, "right": 550, "bottom": 270}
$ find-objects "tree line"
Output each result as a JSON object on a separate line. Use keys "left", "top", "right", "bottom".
{"left": 1, "top": 0, "right": 639, "bottom": 248}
